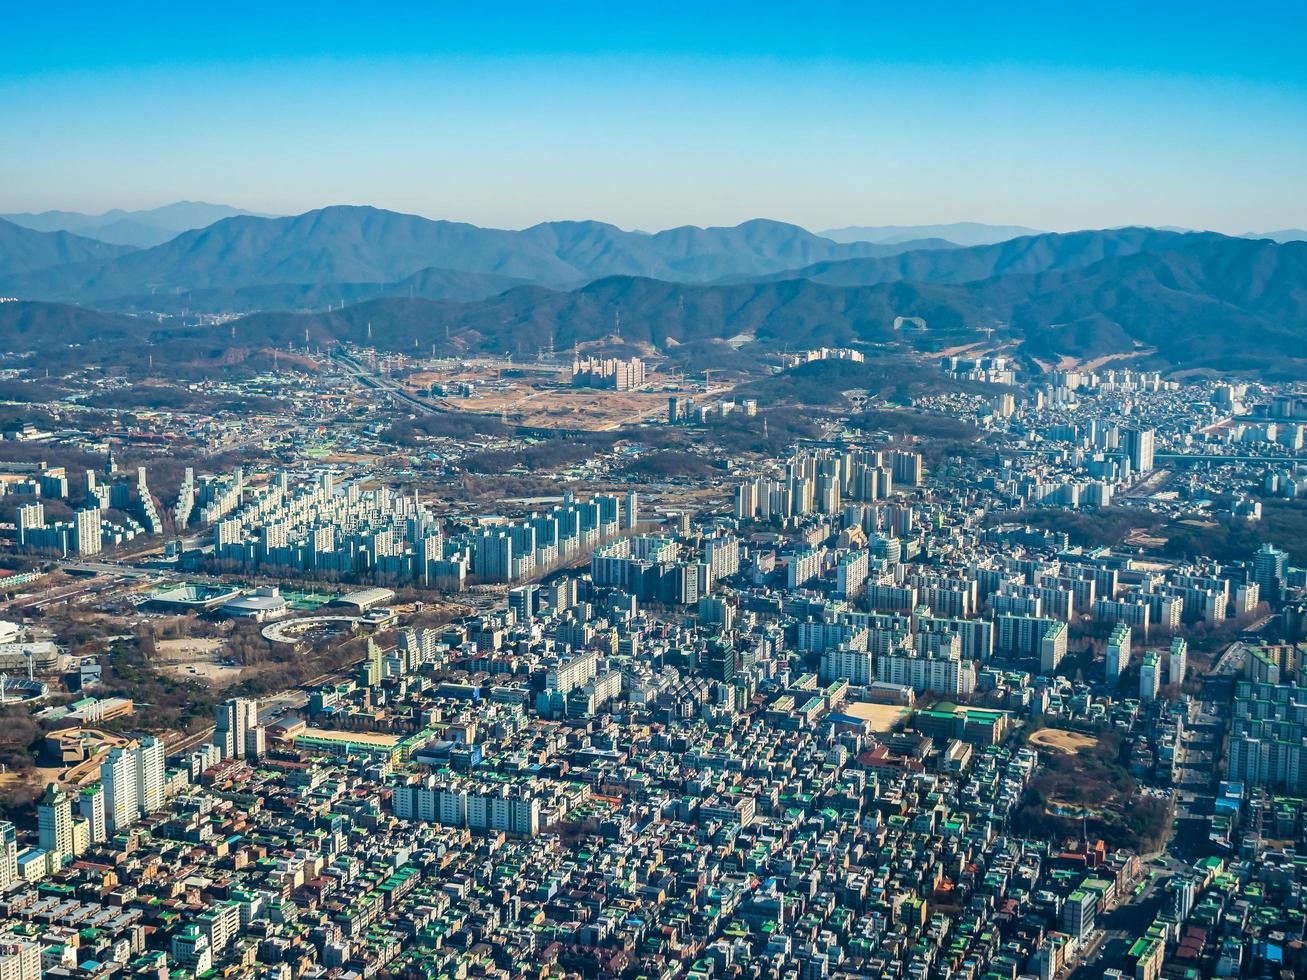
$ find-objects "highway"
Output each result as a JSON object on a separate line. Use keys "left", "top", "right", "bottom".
{"left": 334, "top": 351, "right": 446, "bottom": 414}
{"left": 60, "top": 559, "right": 161, "bottom": 580}
{"left": 1120, "top": 468, "right": 1172, "bottom": 498}
{"left": 1155, "top": 452, "right": 1303, "bottom": 465}
{"left": 1005, "top": 447, "right": 1301, "bottom": 466}
{"left": 1066, "top": 688, "right": 1228, "bottom": 979}
{"left": 6, "top": 572, "right": 136, "bottom": 612}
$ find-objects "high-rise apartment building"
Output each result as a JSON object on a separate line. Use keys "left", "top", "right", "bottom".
{"left": 1140, "top": 653, "right": 1161, "bottom": 700}
{"left": 215, "top": 698, "right": 259, "bottom": 759}
{"left": 1106, "top": 624, "right": 1131, "bottom": 685}
{"left": 74, "top": 505, "right": 102, "bottom": 556}
{"left": 1253, "top": 543, "right": 1288, "bottom": 605}
{"left": 1169, "top": 636, "right": 1188, "bottom": 686}
{"left": 101, "top": 745, "right": 140, "bottom": 835}
{"left": 0, "top": 936, "right": 40, "bottom": 980}
{"left": 37, "top": 783, "right": 74, "bottom": 859}
{"left": 1124, "top": 427, "right": 1155, "bottom": 475}
{"left": 137, "top": 736, "right": 166, "bottom": 815}
{"left": 0, "top": 821, "right": 18, "bottom": 889}
{"left": 15, "top": 502, "right": 44, "bottom": 549}
{"left": 79, "top": 784, "right": 106, "bottom": 845}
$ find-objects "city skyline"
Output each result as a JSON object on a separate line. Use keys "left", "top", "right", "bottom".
{"left": 3, "top": 2, "right": 1306, "bottom": 233}
{"left": 1, "top": 7, "right": 1306, "bottom": 978}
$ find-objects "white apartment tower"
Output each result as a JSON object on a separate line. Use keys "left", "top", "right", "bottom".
{"left": 137, "top": 736, "right": 166, "bottom": 815}
{"left": 101, "top": 745, "right": 141, "bottom": 835}
{"left": 79, "top": 784, "right": 107, "bottom": 845}
{"left": 74, "top": 505, "right": 102, "bottom": 556}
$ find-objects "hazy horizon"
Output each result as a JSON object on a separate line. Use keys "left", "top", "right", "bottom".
{"left": 5, "top": 201, "right": 1304, "bottom": 241}
{"left": 3, "top": 3, "right": 1305, "bottom": 234}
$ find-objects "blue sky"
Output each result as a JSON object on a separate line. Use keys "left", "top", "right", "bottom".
{"left": 3, "top": 1, "right": 1305, "bottom": 233}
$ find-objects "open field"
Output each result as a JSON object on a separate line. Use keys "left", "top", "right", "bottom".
{"left": 430, "top": 382, "right": 679, "bottom": 430}
{"left": 1055, "top": 348, "right": 1158, "bottom": 372}
{"left": 0, "top": 771, "right": 42, "bottom": 795}
{"left": 405, "top": 361, "right": 712, "bottom": 430}
{"left": 1125, "top": 529, "right": 1170, "bottom": 549}
{"left": 841, "top": 701, "right": 911, "bottom": 732}
{"left": 1028, "top": 728, "right": 1100, "bottom": 755}
{"left": 155, "top": 637, "right": 243, "bottom": 686}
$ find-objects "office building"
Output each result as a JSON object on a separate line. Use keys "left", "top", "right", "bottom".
{"left": 1063, "top": 888, "right": 1097, "bottom": 941}
{"left": 508, "top": 584, "right": 538, "bottom": 623}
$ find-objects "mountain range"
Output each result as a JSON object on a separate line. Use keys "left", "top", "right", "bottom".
{"left": 0, "top": 205, "right": 1304, "bottom": 379}
{"left": 819, "top": 222, "right": 1044, "bottom": 247}
{"left": 0, "top": 202, "right": 269, "bottom": 248}
{"left": 4, "top": 233, "right": 1303, "bottom": 378}
{"left": 0, "top": 219, "right": 135, "bottom": 279}
{"left": 744, "top": 227, "right": 1217, "bottom": 287}
{"left": 1245, "top": 229, "right": 1307, "bottom": 244}
{"left": 0, "top": 207, "right": 956, "bottom": 309}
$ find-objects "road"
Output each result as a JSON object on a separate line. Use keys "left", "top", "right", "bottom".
{"left": 6, "top": 573, "right": 133, "bottom": 612}
{"left": 1065, "top": 688, "right": 1229, "bottom": 978}
{"left": 0, "top": 556, "right": 164, "bottom": 613}
{"left": 167, "top": 726, "right": 211, "bottom": 753}
{"left": 60, "top": 560, "right": 161, "bottom": 580}
{"left": 1121, "top": 468, "right": 1172, "bottom": 498}
{"left": 1212, "top": 640, "right": 1248, "bottom": 677}
{"left": 597, "top": 384, "right": 734, "bottom": 431}
{"left": 334, "top": 351, "right": 445, "bottom": 414}
{"left": 163, "top": 653, "right": 362, "bottom": 757}
{"left": 1169, "top": 694, "right": 1225, "bottom": 858}
{"left": 1064, "top": 864, "right": 1167, "bottom": 980}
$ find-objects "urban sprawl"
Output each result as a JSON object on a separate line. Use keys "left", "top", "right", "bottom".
{"left": 1, "top": 346, "right": 1306, "bottom": 980}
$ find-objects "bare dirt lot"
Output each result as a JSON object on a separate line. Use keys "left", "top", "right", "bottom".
{"left": 841, "top": 701, "right": 912, "bottom": 732}
{"left": 406, "top": 361, "right": 708, "bottom": 430}
{"left": 155, "top": 637, "right": 243, "bottom": 687}
{"left": 1125, "top": 527, "right": 1170, "bottom": 549}
{"left": 1028, "top": 727, "right": 1100, "bottom": 755}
